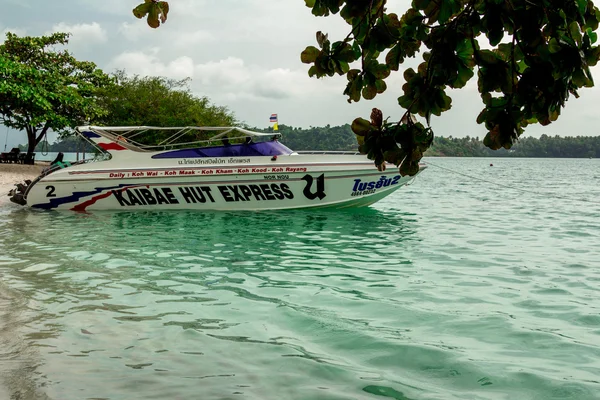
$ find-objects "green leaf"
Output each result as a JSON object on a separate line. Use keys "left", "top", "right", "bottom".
{"left": 370, "top": 63, "right": 390, "bottom": 79}
{"left": 438, "top": 0, "right": 453, "bottom": 24}
{"left": 456, "top": 39, "right": 474, "bottom": 65}
{"left": 572, "top": 68, "right": 593, "bottom": 87}
{"left": 301, "top": 46, "right": 320, "bottom": 63}
{"left": 576, "top": 0, "right": 587, "bottom": 17}
{"left": 362, "top": 84, "right": 377, "bottom": 100}
{"left": 386, "top": 44, "right": 404, "bottom": 71}
{"left": 351, "top": 117, "right": 371, "bottom": 136}
{"left": 453, "top": 64, "right": 474, "bottom": 88}
{"left": 345, "top": 73, "right": 363, "bottom": 103}
{"left": 398, "top": 94, "right": 413, "bottom": 110}
{"left": 403, "top": 68, "right": 417, "bottom": 81}
{"left": 316, "top": 31, "right": 328, "bottom": 48}
{"left": 356, "top": 134, "right": 365, "bottom": 151}
{"left": 383, "top": 147, "right": 406, "bottom": 165}
{"left": 132, "top": 3, "right": 151, "bottom": 19}
{"left": 158, "top": 2, "right": 169, "bottom": 24}
{"left": 147, "top": 4, "right": 160, "bottom": 28}
{"left": 548, "top": 38, "right": 561, "bottom": 53}
{"left": 477, "top": 50, "right": 498, "bottom": 65}
{"left": 436, "top": 90, "right": 452, "bottom": 111}
{"left": 338, "top": 61, "right": 350, "bottom": 74}
{"left": 347, "top": 69, "right": 360, "bottom": 80}
{"left": 585, "top": 45, "right": 600, "bottom": 66}
{"left": 570, "top": 21, "right": 583, "bottom": 44}
{"left": 335, "top": 42, "right": 358, "bottom": 62}
{"left": 587, "top": 28, "right": 598, "bottom": 44}
{"left": 400, "top": 159, "right": 420, "bottom": 176}
{"left": 488, "top": 29, "right": 504, "bottom": 46}
{"left": 413, "top": 0, "right": 431, "bottom": 11}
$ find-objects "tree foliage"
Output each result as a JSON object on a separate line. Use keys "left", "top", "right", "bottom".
{"left": 428, "top": 134, "right": 600, "bottom": 157}
{"left": 300, "top": 0, "right": 600, "bottom": 175}
{"left": 98, "top": 71, "right": 236, "bottom": 127}
{"left": 0, "top": 32, "right": 113, "bottom": 157}
{"left": 97, "top": 71, "right": 237, "bottom": 144}
{"left": 132, "top": 1, "right": 600, "bottom": 174}
{"left": 258, "top": 124, "right": 358, "bottom": 151}
{"left": 261, "top": 124, "right": 600, "bottom": 158}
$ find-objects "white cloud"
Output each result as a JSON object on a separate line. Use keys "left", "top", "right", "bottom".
{"left": 1, "top": 26, "right": 26, "bottom": 38}
{"left": 118, "top": 21, "right": 214, "bottom": 49}
{"left": 108, "top": 50, "right": 195, "bottom": 80}
{"left": 108, "top": 52, "right": 341, "bottom": 101}
{"left": 51, "top": 22, "right": 107, "bottom": 45}
{"left": 3, "top": 0, "right": 600, "bottom": 134}
{"left": 118, "top": 22, "right": 148, "bottom": 42}
{"left": 105, "top": 50, "right": 349, "bottom": 126}
{"left": 173, "top": 30, "right": 215, "bottom": 48}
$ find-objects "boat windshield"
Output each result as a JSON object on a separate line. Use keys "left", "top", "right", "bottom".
{"left": 152, "top": 140, "right": 294, "bottom": 159}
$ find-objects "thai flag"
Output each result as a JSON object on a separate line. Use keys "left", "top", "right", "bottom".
{"left": 269, "top": 114, "right": 278, "bottom": 123}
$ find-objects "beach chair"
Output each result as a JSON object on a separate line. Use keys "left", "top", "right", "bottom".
{"left": 18, "top": 152, "right": 36, "bottom": 165}
{"left": 5, "top": 148, "right": 20, "bottom": 163}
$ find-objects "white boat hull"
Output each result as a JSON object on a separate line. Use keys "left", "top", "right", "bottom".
{"left": 23, "top": 155, "right": 424, "bottom": 211}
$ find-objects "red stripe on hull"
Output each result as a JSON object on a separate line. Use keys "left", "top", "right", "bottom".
{"left": 70, "top": 186, "right": 140, "bottom": 212}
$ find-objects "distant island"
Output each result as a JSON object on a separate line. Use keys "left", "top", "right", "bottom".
{"left": 19, "top": 124, "right": 600, "bottom": 158}
{"left": 260, "top": 124, "right": 600, "bottom": 158}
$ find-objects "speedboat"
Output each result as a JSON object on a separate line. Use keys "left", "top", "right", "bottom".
{"left": 8, "top": 126, "right": 426, "bottom": 211}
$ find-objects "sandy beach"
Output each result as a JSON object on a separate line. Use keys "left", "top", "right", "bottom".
{"left": 0, "top": 163, "right": 46, "bottom": 208}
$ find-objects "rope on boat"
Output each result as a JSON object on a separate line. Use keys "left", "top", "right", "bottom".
{"left": 424, "top": 160, "right": 599, "bottom": 205}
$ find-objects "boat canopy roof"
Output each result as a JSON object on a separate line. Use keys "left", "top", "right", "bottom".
{"left": 76, "top": 126, "right": 282, "bottom": 153}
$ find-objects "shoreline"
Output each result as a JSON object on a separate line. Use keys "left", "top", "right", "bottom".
{"left": 0, "top": 163, "right": 46, "bottom": 186}
{"left": 0, "top": 163, "right": 46, "bottom": 208}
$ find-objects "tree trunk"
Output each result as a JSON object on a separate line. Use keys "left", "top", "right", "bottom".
{"left": 25, "top": 126, "right": 37, "bottom": 156}
{"left": 25, "top": 123, "right": 49, "bottom": 164}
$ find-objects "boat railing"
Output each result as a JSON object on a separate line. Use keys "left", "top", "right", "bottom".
{"left": 78, "top": 126, "right": 282, "bottom": 152}
{"left": 296, "top": 150, "right": 361, "bottom": 155}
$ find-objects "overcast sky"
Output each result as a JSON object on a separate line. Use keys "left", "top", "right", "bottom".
{"left": 3, "top": 0, "right": 600, "bottom": 148}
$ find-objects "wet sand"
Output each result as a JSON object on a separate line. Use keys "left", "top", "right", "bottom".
{"left": 0, "top": 163, "right": 45, "bottom": 208}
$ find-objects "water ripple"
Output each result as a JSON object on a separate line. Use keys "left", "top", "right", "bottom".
{"left": 0, "top": 158, "right": 599, "bottom": 399}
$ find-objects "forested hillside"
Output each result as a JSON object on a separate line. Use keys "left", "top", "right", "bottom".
{"left": 266, "top": 125, "right": 600, "bottom": 158}
{"left": 18, "top": 125, "right": 600, "bottom": 158}
{"left": 427, "top": 135, "right": 600, "bottom": 158}
{"left": 269, "top": 124, "right": 357, "bottom": 151}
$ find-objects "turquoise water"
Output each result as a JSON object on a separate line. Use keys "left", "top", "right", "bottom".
{"left": 1, "top": 158, "right": 599, "bottom": 400}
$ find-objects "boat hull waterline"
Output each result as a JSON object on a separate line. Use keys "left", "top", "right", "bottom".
{"left": 25, "top": 160, "right": 422, "bottom": 211}
{"left": 11, "top": 126, "right": 426, "bottom": 211}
